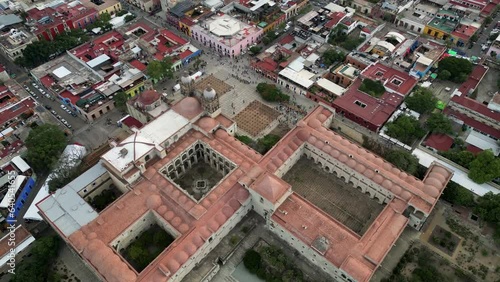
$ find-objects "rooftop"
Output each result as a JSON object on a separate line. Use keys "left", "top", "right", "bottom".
{"left": 361, "top": 62, "right": 418, "bottom": 96}
{"left": 37, "top": 98, "right": 453, "bottom": 282}
{"left": 333, "top": 79, "right": 401, "bottom": 128}
{"left": 427, "top": 15, "right": 460, "bottom": 34}
{"left": 102, "top": 109, "right": 190, "bottom": 172}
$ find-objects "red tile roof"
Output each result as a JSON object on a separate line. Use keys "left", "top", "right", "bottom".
{"left": 466, "top": 144, "right": 483, "bottom": 154}
{"left": 451, "top": 24, "right": 478, "bottom": 41}
{"left": 325, "top": 12, "right": 345, "bottom": 29}
{"left": 361, "top": 63, "right": 418, "bottom": 96}
{"left": 179, "top": 49, "right": 193, "bottom": 60}
{"left": 121, "top": 116, "right": 143, "bottom": 129}
{"left": 332, "top": 79, "right": 400, "bottom": 129}
{"left": 279, "top": 34, "right": 294, "bottom": 45}
{"left": 0, "top": 140, "right": 24, "bottom": 158}
{"left": 129, "top": 60, "right": 147, "bottom": 72}
{"left": 60, "top": 90, "right": 80, "bottom": 105}
{"left": 0, "top": 97, "right": 36, "bottom": 126}
{"left": 424, "top": 133, "right": 454, "bottom": 151}
{"left": 456, "top": 64, "right": 488, "bottom": 97}
{"left": 444, "top": 108, "right": 500, "bottom": 139}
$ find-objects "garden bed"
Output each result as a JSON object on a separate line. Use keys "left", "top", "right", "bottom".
{"left": 429, "top": 225, "right": 460, "bottom": 256}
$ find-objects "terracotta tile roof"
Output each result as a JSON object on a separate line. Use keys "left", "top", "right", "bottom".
{"left": 0, "top": 225, "right": 32, "bottom": 258}
{"left": 42, "top": 97, "right": 454, "bottom": 282}
{"left": 250, "top": 172, "right": 290, "bottom": 202}
{"left": 129, "top": 60, "right": 147, "bottom": 72}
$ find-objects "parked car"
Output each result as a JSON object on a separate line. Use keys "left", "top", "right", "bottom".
{"left": 60, "top": 104, "right": 67, "bottom": 110}
{"left": 51, "top": 110, "right": 57, "bottom": 115}
{"left": 65, "top": 109, "right": 72, "bottom": 115}
{"left": 44, "top": 105, "right": 52, "bottom": 110}
{"left": 71, "top": 112, "right": 77, "bottom": 117}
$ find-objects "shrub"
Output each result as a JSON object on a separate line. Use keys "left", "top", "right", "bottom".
{"left": 256, "top": 83, "right": 290, "bottom": 102}
{"left": 243, "top": 249, "right": 262, "bottom": 274}
{"left": 359, "top": 78, "right": 385, "bottom": 97}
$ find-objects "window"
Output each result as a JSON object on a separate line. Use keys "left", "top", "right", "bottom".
{"left": 354, "top": 100, "right": 367, "bottom": 108}
{"left": 260, "top": 197, "right": 264, "bottom": 203}
{"left": 391, "top": 78, "right": 403, "bottom": 86}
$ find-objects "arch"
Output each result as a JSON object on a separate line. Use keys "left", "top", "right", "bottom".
{"left": 340, "top": 176, "right": 346, "bottom": 182}
{"left": 324, "top": 166, "right": 330, "bottom": 172}
{"left": 348, "top": 181, "right": 355, "bottom": 187}
{"left": 318, "top": 161, "right": 323, "bottom": 167}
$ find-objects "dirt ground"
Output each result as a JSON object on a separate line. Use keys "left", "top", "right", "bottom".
{"left": 420, "top": 202, "right": 500, "bottom": 281}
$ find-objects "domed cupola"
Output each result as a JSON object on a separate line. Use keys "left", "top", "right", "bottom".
{"left": 203, "top": 84, "right": 217, "bottom": 99}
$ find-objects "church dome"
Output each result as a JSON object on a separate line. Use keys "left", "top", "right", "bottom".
{"left": 181, "top": 72, "right": 192, "bottom": 84}
{"left": 137, "top": 90, "right": 160, "bottom": 106}
{"left": 203, "top": 84, "right": 217, "bottom": 99}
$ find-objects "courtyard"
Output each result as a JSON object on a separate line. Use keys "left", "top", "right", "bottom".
{"left": 282, "top": 157, "right": 385, "bottom": 235}
{"left": 234, "top": 100, "right": 281, "bottom": 137}
{"left": 171, "top": 160, "right": 225, "bottom": 201}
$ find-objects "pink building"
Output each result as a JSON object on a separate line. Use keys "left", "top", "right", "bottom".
{"left": 191, "top": 13, "right": 263, "bottom": 57}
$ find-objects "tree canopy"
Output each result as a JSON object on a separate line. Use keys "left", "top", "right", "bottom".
{"left": 322, "top": 49, "right": 346, "bottom": 67}
{"left": 11, "top": 236, "right": 61, "bottom": 282}
{"left": 468, "top": 150, "right": 500, "bottom": 184}
{"left": 385, "top": 115, "right": 426, "bottom": 145}
{"left": 146, "top": 57, "right": 174, "bottom": 81}
{"left": 359, "top": 79, "right": 385, "bottom": 97}
{"left": 437, "top": 57, "right": 473, "bottom": 83}
{"left": 474, "top": 192, "right": 500, "bottom": 243}
{"left": 113, "top": 91, "right": 129, "bottom": 112}
{"left": 441, "top": 181, "right": 476, "bottom": 207}
{"left": 385, "top": 150, "right": 419, "bottom": 175}
{"left": 440, "top": 149, "right": 475, "bottom": 169}
{"left": 257, "top": 134, "right": 281, "bottom": 154}
{"left": 256, "top": 83, "right": 290, "bottom": 102}
{"left": 15, "top": 29, "right": 88, "bottom": 68}
{"left": 405, "top": 87, "right": 438, "bottom": 114}
{"left": 25, "top": 124, "right": 67, "bottom": 173}
{"left": 425, "top": 113, "right": 452, "bottom": 134}
{"left": 249, "top": 46, "right": 262, "bottom": 55}
{"left": 328, "top": 25, "right": 364, "bottom": 51}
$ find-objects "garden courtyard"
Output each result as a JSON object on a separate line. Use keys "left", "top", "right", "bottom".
{"left": 171, "top": 160, "right": 225, "bottom": 201}
{"left": 120, "top": 224, "right": 175, "bottom": 272}
{"left": 282, "top": 157, "right": 385, "bottom": 235}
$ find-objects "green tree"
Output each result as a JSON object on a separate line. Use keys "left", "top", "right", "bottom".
{"left": 146, "top": 57, "right": 173, "bottom": 81}
{"left": 113, "top": 91, "right": 129, "bottom": 112}
{"left": 385, "top": 115, "right": 426, "bottom": 145}
{"left": 359, "top": 78, "right": 385, "bottom": 97}
{"left": 484, "top": 16, "right": 493, "bottom": 25}
{"left": 438, "top": 57, "right": 473, "bottom": 83}
{"left": 474, "top": 192, "right": 500, "bottom": 243}
{"left": 236, "top": 134, "right": 253, "bottom": 145}
{"left": 11, "top": 236, "right": 61, "bottom": 282}
{"left": 385, "top": 150, "right": 419, "bottom": 175}
{"left": 25, "top": 124, "right": 67, "bottom": 173}
{"left": 491, "top": 51, "right": 498, "bottom": 59}
{"left": 125, "top": 14, "right": 136, "bottom": 23}
{"left": 470, "top": 33, "right": 478, "bottom": 42}
{"left": 425, "top": 113, "right": 452, "bottom": 134}
{"left": 322, "top": 49, "right": 346, "bottom": 66}
{"left": 441, "top": 181, "right": 476, "bottom": 207}
{"left": 249, "top": 46, "right": 262, "bottom": 55}
{"left": 438, "top": 69, "right": 451, "bottom": 80}
{"left": 405, "top": 87, "right": 438, "bottom": 114}
{"left": 243, "top": 250, "right": 262, "bottom": 274}
{"left": 256, "top": 83, "right": 289, "bottom": 102}
{"left": 468, "top": 150, "right": 500, "bottom": 184}
{"left": 257, "top": 134, "right": 281, "bottom": 154}
{"left": 440, "top": 150, "right": 475, "bottom": 169}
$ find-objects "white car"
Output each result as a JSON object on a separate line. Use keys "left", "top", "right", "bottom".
{"left": 60, "top": 104, "right": 67, "bottom": 110}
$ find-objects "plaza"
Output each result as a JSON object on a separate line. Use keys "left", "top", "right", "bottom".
{"left": 234, "top": 100, "right": 281, "bottom": 138}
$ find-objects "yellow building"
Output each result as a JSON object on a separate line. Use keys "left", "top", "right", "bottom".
{"left": 81, "top": 0, "right": 122, "bottom": 15}
{"left": 424, "top": 10, "right": 460, "bottom": 41}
